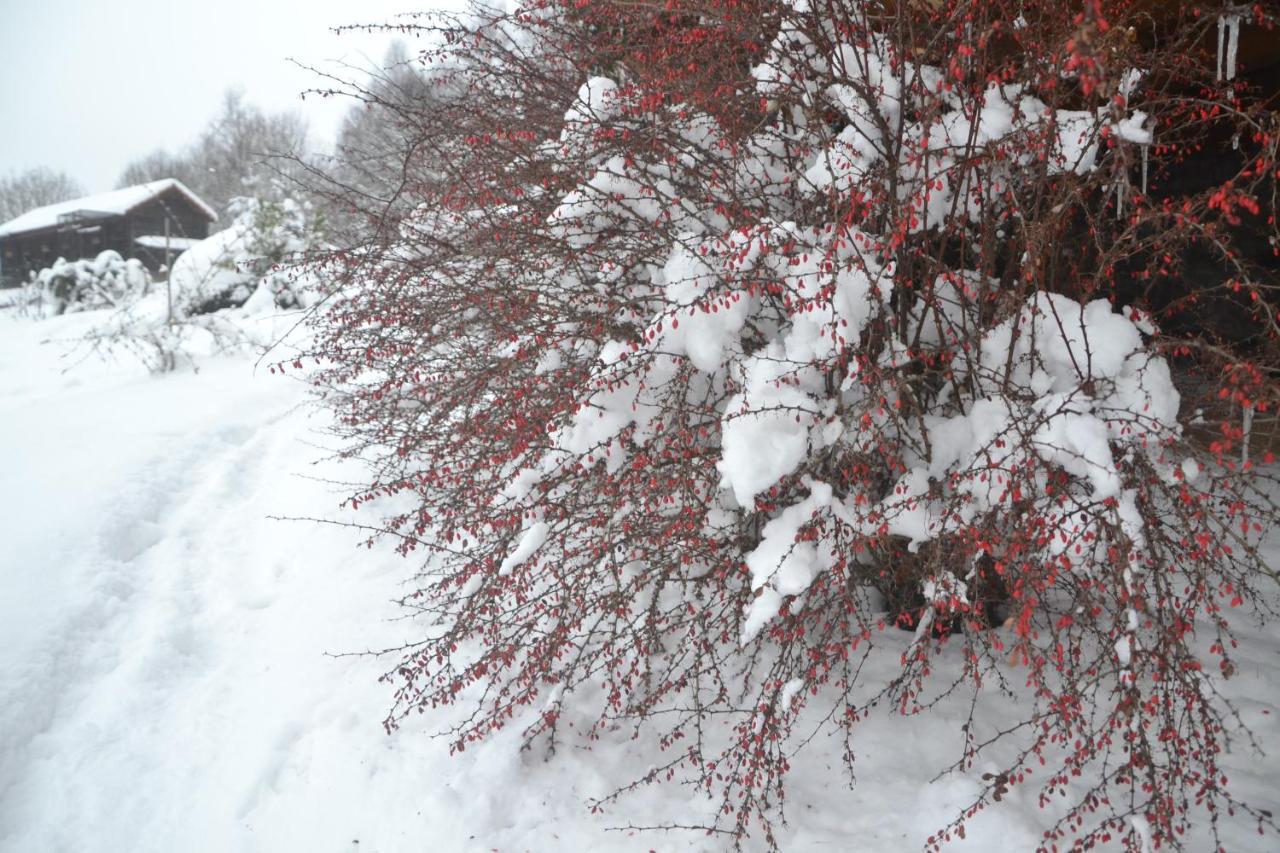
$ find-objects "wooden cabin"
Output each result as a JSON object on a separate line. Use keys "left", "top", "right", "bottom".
{"left": 0, "top": 179, "right": 217, "bottom": 287}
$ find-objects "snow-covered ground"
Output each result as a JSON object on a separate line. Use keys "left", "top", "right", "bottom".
{"left": 0, "top": 306, "right": 715, "bottom": 853}
{"left": 1, "top": 305, "right": 1278, "bottom": 852}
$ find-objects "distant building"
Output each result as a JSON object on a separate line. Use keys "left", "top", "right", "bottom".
{"left": 0, "top": 179, "right": 217, "bottom": 287}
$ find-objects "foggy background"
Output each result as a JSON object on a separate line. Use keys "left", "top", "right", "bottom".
{"left": 0, "top": 0, "right": 430, "bottom": 191}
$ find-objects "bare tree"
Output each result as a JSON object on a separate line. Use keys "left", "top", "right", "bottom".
{"left": 116, "top": 149, "right": 205, "bottom": 197}
{"left": 0, "top": 167, "right": 84, "bottom": 222}
{"left": 334, "top": 44, "right": 445, "bottom": 198}
{"left": 117, "top": 90, "right": 311, "bottom": 221}
{"left": 289, "top": 41, "right": 462, "bottom": 239}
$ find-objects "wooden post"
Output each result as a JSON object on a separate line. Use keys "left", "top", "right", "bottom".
{"left": 165, "top": 215, "right": 173, "bottom": 325}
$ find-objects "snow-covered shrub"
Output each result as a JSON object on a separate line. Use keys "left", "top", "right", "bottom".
{"left": 167, "top": 225, "right": 254, "bottom": 316}
{"left": 310, "top": 2, "right": 1280, "bottom": 849}
{"left": 38, "top": 250, "right": 150, "bottom": 314}
{"left": 170, "top": 195, "right": 321, "bottom": 316}
{"left": 227, "top": 196, "right": 324, "bottom": 311}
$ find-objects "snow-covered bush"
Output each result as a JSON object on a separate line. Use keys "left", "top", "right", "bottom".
{"left": 38, "top": 250, "right": 150, "bottom": 314}
{"left": 310, "top": 2, "right": 1280, "bottom": 849}
{"left": 170, "top": 195, "right": 321, "bottom": 316}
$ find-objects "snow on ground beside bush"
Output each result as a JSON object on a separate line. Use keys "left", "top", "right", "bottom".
{"left": 0, "top": 308, "right": 715, "bottom": 853}
{"left": 1, "top": 308, "right": 1277, "bottom": 852}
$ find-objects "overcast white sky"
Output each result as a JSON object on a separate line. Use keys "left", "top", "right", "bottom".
{"left": 0, "top": 0, "right": 445, "bottom": 193}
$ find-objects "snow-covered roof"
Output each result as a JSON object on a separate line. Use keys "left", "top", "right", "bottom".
{"left": 0, "top": 179, "right": 218, "bottom": 239}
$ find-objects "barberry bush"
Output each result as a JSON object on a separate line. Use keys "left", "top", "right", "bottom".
{"left": 308, "top": 1, "right": 1280, "bottom": 849}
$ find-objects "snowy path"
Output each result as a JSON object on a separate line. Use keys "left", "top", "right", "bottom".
{"left": 0, "top": 316, "right": 445, "bottom": 852}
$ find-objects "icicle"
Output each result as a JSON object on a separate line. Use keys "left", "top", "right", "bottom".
{"left": 1217, "top": 16, "right": 1226, "bottom": 82}
{"left": 1219, "top": 15, "right": 1242, "bottom": 82}
{"left": 1116, "top": 179, "right": 1125, "bottom": 220}
{"left": 1242, "top": 402, "right": 1254, "bottom": 466}
{"left": 1119, "top": 69, "right": 1145, "bottom": 103}
{"left": 1140, "top": 141, "right": 1150, "bottom": 195}
{"left": 1226, "top": 16, "right": 1241, "bottom": 81}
